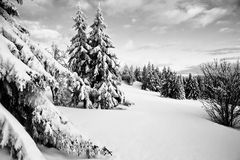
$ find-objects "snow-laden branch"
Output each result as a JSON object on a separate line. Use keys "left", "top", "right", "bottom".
{"left": 0, "top": 103, "right": 46, "bottom": 160}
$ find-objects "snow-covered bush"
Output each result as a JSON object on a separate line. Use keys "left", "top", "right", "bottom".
{"left": 201, "top": 61, "right": 240, "bottom": 127}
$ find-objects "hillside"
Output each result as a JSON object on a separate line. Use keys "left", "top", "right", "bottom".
{"left": 2, "top": 82, "right": 239, "bottom": 160}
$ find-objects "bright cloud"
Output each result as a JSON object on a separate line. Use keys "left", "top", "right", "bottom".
{"left": 21, "top": 20, "right": 61, "bottom": 41}
{"left": 219, "top": 27, "right": 234, "bottom": 33}
{"left": 123, "top": 40, "right": 134, "bottom": 50}
{"left": 151, "top": 26, "right": 168, "bottom": 34}
{"left": 103, "top": 0, "right": 144, "bottom": 14}
{"left": 75, "top": 0, "right": 91, "bottom": 10}
{"left": 123, "top": 24, "right": 132, "bottom": 29}
{"left": 31, "top": 28, "right": 60, "bottom": 41}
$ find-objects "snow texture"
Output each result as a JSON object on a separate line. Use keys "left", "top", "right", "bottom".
{"left": 39, "top": 82, "right": 240, "bottom": 160}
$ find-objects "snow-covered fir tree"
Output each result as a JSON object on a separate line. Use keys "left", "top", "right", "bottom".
{"left": 0, "top": 1, "right": 112, "bottom": 159}
{"left": 141, "top": 63, "right": 152, "bottom": 90}
{"left": 196, "top": 75, "right": 205, "bottom": 98}
{"left": 150, "top": 65, "right": 161, "bottom": 92}
{"left": 177, "top": 76, "right": 186, "bottom": 99}
{"left": 134, "top": 67, "right": 142, "bottom": 81}
{"left": 141, "top": 63, "right": 161, "bottom": 92}
{"left": 88, "top": 4, "right": 123, "bottom": 109}
{"left": 184, "top": 74, "right": 200, "bottom": 100}
{"left": 160, "top": 67, "right": 184, "bottom": 99}
{"left": 121, "top": 65, "right": 135, "bottom": 85}
{"left": 141, "top": 65, "right": 148, "bottom": 90}
{"left": 129, "top": 65, "right": 136, "bottom": 84}
{"left": 68, "top": 7, "right": 91, "bottom": 79}
{"left": 145, "top": 63, "right": 154, "bottom": 90}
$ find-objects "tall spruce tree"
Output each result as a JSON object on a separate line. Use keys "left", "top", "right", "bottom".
{"left": 142, "top": 62, "right": 152, "bottom": 90}
{"left": 141, "top": 65, "right": 148, "bottom": 89}
{"left": 160, "top": 67, "right": 169, "bottom": 96}
{"left": 88, "top": 4, "right": 123, "bottom": 109}
{"left": 150, "top": 65, "right": 161, "bottom": 91}
{"left": 68, "top": 7, "right": 91, "bottom": 79}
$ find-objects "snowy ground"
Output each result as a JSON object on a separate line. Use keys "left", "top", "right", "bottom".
{"left": 1, "top": 82, "right": 240, "bottom": 160}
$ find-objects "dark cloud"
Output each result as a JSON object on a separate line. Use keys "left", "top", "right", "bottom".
{"left": 237, "top": 0, "right": 240, "bottom": 7}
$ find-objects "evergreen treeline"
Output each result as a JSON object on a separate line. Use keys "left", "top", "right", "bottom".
{"left": 121, "top": 65, "right": 136, "bottom": 85}
{"left": 121, "top": 63, "right": 203, "bottom": 100}
{"left": 121, "top": 61, "right": 240, "bottom": 128}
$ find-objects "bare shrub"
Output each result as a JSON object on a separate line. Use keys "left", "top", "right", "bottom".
{"left": 201, "top": 61, "right": 240, "bottom": 127}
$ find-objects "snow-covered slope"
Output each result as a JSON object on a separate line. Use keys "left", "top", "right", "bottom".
{"left": 2, "top": 82, "right": 240, "bottom": 160}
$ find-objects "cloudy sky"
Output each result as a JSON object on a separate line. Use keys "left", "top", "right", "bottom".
{"left": 17, "top": 0, "right": 240, "bottom": 73}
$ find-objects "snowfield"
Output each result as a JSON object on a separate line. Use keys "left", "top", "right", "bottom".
{"left": 1, "top": 82, "right": 240, "bottom": 160}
